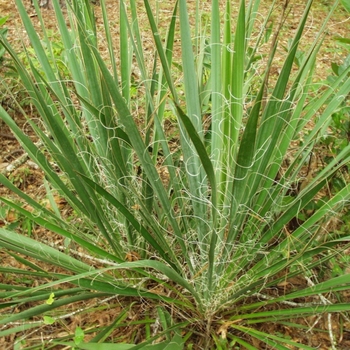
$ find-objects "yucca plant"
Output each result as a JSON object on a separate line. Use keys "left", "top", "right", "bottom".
{"left": 1, "top": 0, "right": 350, "bottom": 348}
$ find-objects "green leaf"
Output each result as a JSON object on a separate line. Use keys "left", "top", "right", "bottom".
{"left": 58, "top": 332, "right": 184, "bottom": 350}
{"left": 74, "top": 327, "right": 85, "bottom": 345}
{"left": 43, "top": 316, "right": 55, "bottom": 325}
{"left": 0, "top": 15, "right": 9, "bottom": 27}
{"left": 334, "top": 37, "right": 350, "bottom": 44}
{"left": 62, "top": 343, "right": 134, "bottom": 350}
{"left": 341, "top": 0, "right": 350, "bottom": 12}
{"left": 46, "top": 292, "right": 55, "bottom": 305}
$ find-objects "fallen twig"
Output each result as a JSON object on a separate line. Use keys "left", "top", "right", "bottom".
{"left": 0, "top": 140, "right": 43, "bottom": 176}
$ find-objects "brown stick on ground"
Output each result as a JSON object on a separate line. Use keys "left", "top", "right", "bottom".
{"left": 0, "top": 133, "right": 17, "bottom": 140}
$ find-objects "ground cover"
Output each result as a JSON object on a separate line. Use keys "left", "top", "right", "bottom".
{"left": 1, "top": 0, "right": 350, "bottom": 349}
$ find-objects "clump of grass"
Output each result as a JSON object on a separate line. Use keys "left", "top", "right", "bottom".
{"left": 1, "top": 0, "right": 350, "bottom": 348}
